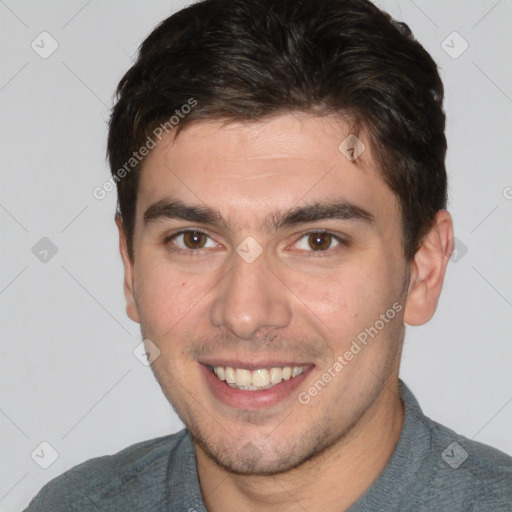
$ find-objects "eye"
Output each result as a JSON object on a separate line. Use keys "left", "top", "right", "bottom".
{"left": 167, "top": 230, "right": 218, "bottom": 251}
{"left": 293, "top": 231, "right": 344, "bottom": 252}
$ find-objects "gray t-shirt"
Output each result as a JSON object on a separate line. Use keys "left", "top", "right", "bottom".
{"left": 24, "top": 380, "right": 512, "bottom": 511}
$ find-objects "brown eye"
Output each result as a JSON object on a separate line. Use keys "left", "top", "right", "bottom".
{"left": 182, "top": 231, "right": 208, "bottom": 249}
{"left": 307, "top": 232, "right": 333, "bottom": 251}
{"left": 169, "top": 230, "right": 216, "bottom": 251}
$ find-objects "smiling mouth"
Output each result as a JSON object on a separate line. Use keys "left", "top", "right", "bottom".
{"left": 209, "top": 365, "right": 308, "bottom": 391}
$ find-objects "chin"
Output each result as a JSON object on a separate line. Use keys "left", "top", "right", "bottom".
{"left": 191, "top": 425, "right": 335, "bottom": 476}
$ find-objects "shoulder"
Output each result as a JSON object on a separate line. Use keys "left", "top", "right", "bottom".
{"left": 23, "top": 429, "right": 188, "bottom": 511}
{"left": 421, "top": 414, "right": 512, "bottom": 510}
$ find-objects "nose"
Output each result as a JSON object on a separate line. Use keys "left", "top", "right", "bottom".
{"left": 209, "top": 249, "right": 292, "bottom": 340}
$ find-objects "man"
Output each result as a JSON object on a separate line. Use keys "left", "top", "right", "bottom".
{"left": 26, "top": 0, "right": 512, "bottom": 510}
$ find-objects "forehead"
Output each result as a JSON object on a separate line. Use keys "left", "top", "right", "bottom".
{"left": 136, "top": 114, "right": 400, "bottom": 229}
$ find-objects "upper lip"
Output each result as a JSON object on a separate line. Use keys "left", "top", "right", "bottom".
{"left": 199, "top": 359, "right": 314, "bottom": 371}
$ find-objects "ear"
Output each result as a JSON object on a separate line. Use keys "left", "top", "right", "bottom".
{"left": 116, "top": 215, "right": 140, "bottom": 324}
{"left": 403, "top": 210, "right": 454, "bottom": 326}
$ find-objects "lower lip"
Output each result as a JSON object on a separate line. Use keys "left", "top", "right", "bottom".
{"left": 200, "top": 364, "right": 314, "bottom": 409}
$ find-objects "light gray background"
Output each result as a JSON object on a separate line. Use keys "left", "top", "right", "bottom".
{"left": 1, "top": 1, "right": 511, "bottom": 510}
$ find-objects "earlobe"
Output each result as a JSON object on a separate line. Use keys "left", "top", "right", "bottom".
{"left": 115, "top": 215, "right": 140, "bottom": 324}
{"left": 403, "top": 210, "right": 454, "bottom": 326}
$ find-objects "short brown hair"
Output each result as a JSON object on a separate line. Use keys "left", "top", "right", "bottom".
{"left": 107, "top": 0, "right": 447, "bottom": 261}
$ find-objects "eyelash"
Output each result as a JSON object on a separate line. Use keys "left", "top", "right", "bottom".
{"left": 293, "top": 229, "right": 349, "bottom": 254}
{"left": 162, "top": 229, "right": 218, "bottom": 256}
{"left": 162, "top": 229, "right": 349, "bottom": 256}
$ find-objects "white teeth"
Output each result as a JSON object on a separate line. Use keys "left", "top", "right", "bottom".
{"left": 227, "top": 383, "right": 273, "bottom": 390}
{"left": 235, "top": 368, "right": 252, "bottom": 386}
{"left": 225, "top": 367, "right": 236, "bottom": 384}
{"left": 269, "top": 367, "right": 283, "bottom": 384}
{"left": 252, "top": 369, "right": 269, "bottom": 387}
{"left": 291, "top": 366, "right": 302, "bottom": 378}
{"left": 213, "top": 365, "right": 306, "bottom": 390}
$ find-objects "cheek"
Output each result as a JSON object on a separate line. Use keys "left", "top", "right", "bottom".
{"left": 286, "top": 260, "right": 400, "bottom": 337}
{"left": 133, "top": 257, "right": 218, "bottom": 340}
{"left": 287, "top": 264, "right": 370, "bottom": 309}
{"left": 134, "top": 262, "right": 187, "bottom": 320}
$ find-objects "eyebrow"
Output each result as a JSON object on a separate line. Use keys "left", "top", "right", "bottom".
{"left": 276, "top": 200, "right": 374, "bottom": 228}
{"left": 143, "top": 198, "right": 375, "bottom": 231}
{"left": 143, "top": 200, "right": 229, "bottom": 229}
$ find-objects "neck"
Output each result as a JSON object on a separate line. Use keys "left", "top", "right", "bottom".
{"left": 195, "top": 379, "right": 404, "bottom": 512}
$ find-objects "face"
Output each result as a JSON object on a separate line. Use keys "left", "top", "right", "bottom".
{"left": 120, "top": 114, "right": 412, "bottom": 475}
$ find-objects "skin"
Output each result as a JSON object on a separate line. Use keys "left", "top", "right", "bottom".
{"left": 117, "top": 113, "right": 454, "bottom": 511}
